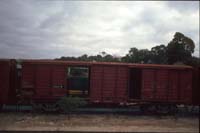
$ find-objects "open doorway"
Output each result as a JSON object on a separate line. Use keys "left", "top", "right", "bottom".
{"left": 129, "top": 68, "right": 142, "bottom": 99}
{"left": 67, "top": 66, "right": 89, "bottom": 97}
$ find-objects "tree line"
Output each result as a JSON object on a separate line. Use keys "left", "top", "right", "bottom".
{"left": 56, "top": 32, "right": 200, "bottom": 67}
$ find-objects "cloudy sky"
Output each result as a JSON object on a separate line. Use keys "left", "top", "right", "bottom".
{"left": 0, "top": 1, "right": 199, "bottom": 59}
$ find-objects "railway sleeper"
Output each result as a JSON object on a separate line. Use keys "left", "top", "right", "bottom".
{"left": 31, "top": 102, "right": 60, "bottom": 112}
{"left": 140, "top": 104, "right": 178, "bottom": 115}
{"left": 0, "top": 104, "right": 2, "bottom": 111}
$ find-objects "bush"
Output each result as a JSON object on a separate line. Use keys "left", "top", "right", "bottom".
{"left": 57, "top": 96, "right": 87, "bottom": 118}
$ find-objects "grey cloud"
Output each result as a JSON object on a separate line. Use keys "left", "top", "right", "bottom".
{"left": 166, "top": 1, "right": 199, "bottom": 13}
{"left": 0, "top": 1, "right": 199, "bottom": 59}
{"left": 123, "top": 3, "right": 199, "bottom": 52}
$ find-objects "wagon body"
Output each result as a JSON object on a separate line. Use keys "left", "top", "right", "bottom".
{"left": 20, "top": 60, "right": 195, "bottom": 105}
{"left": 0, "top": 59, "right": 17, "bottom": 105}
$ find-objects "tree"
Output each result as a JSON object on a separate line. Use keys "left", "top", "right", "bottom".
{"left": 184, "top": 56, "right": 200, "bottom": 67}
{"left": 137, "top": 49, "right": 152, "bottom": 64}
{"left": 100, "top": 51, "right": 107, "bottom": 57}
{"left": 56, "top": 31, "right": 198, "bottom": 66}
{"left": 56, "top": 56, "right": 78, "bottom": 61}
{"left": 78, "top": 54, "right": 88, "bottom": 61}
{"left": 151, "top": 44, "right": 167, "bottom": 64}
{"left": 122, "top": 47, "right": 152, "bottom": 63}
{"left": 122, "top": 47, "right": 139, "bottom": 63}
{"left": 166, "top": 32, "right": 195, "bottom": 64}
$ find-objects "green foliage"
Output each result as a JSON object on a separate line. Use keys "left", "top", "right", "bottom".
{"left": 184, "top": 56, "right": 200, "bottom": 67}
{"left": 166, "top": 32, "right": 195, "bottom": 64}
{"left": 55, "top": 32, "right": 199, "bottom": 67}
{"left": 151, "top": 44, "right": 168, "bottom": 64}
{"left": 122, "top": 47, "right": 139, "bottom": 63}
{"left": 57, "top": 96, "right": 87, "bottom": 114}
{"left": 56, "top": 52, "right": 120, "bottom": 62}
{"left": 122, "top": 47, "right": 152, "bottom": 64}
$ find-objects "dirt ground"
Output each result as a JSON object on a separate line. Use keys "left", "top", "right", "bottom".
{"left": 0, "top": 112, "right": 199, "bottom": 132}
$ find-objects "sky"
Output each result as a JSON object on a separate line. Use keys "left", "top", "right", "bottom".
{"left": 0, "top": 1, "right": 199, "bottom": 59}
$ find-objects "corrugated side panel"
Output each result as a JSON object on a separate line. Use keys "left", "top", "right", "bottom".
{"left": 90, "top": 65, "right": 128, "bottom": 103}
{"left": 192, "top": 68, "right": 198, "bottom": 105}
{"left": 197, "top": 68, "right": 200, "bottom": 105}
{"left": 22, "top": 64, "right": 68, "bottom": 100}
{"left": 168, "top": 70, "right": 179, "bottom": 102}
{"left": 192, "top": 67, "right": 200, "bottom": 105}
{"left": 0, "top": 61, "right": 10, "bottom": 104}
{"left": 155, "top": 70, "right": 168, "bottom": 101}
{"left": 102, "top": 66, "right": 116, "bottom": 102}
{"left": 8, "top": 60, "right": 17, "bottom": 104}
{"left": 141, "top": 69, "right": 155, "bottom": 100}
{"left": 35, "top": 65, "right": 51, "bottom": 97}
{"left": 51, "top": 66, "right": 67, "bottom": 97}
{"left": 22, "top": 65, "right": 35, "bottom": 89}
{"left": 115, "top": 66, "right": 128, "bottom": 102}
{"left": 180, "top": 70, "right": 193, "bottom": 104}
{"left": 90, "top": 65, "right": 103, "bottom": 102}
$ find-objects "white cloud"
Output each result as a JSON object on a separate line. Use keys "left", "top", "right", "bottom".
{"left": 0, "top": 1, "right": 199, "bottom": 59}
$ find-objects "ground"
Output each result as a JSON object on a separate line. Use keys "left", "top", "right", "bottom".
{"left": 0, "top": 112, "right": 199, "bottom": 132}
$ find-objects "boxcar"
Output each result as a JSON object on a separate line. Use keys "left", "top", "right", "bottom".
{"left": 0, "top": 59, "right": 198, "bottom": 112}
{"left": 19, "top": 60, "right": 195, "bottom": 106}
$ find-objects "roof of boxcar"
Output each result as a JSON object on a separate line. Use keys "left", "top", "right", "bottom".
{"left": 20, "top": 59, "right": 193, "bottom": 69}
{"left": 0, "top": 59, "right": 12, "bottom": 61}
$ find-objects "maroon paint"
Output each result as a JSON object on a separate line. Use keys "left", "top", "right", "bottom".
{"left": 0, "top": 59, "right": 196, "bottom": 105}
{"left": 90, "top": 65, "right": 128, "bottom": 103}
{"left": 0, "top": 60, "right": 17, "bottom": 104}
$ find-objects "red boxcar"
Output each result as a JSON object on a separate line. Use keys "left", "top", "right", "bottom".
{"left": 0, "top": 59, "right": 17, "bottom": 106}
{"left": 20, "top": 60, "right": 195, "bottom": 106}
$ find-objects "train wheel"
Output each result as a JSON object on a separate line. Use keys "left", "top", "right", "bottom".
{"left": 31, "top": 102, "right": 43, "bottom": 113}
{"left": 140, "top": 104, "right": 148, "bottom": 114}
{"left": 155, "top": 105, "right": 170, "bottom": 114}
{"left": 169, "top": 105, "right": 178, "bottom": 114}
{"left": 41, "top": 103, "right": 59, "bottom": 112}
{"left": 140, "top": 104, "right": 157, "bottom": 114}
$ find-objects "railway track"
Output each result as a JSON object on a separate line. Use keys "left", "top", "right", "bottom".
{"left": 1, "top": 105, "right": 199, "bottom": 116}
{"left": 0, "top": 131, "right": 155, "bottom": 133}
{"left": 0, "top": 106, "right": 199, "bottom": 133}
